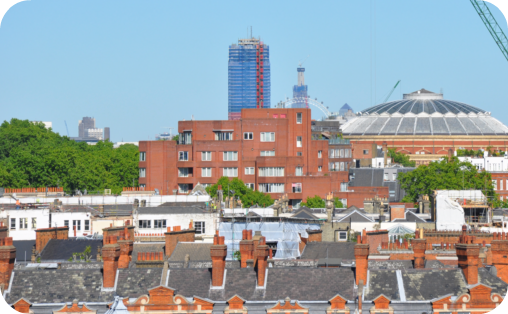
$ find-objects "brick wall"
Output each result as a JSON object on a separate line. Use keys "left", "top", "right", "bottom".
{"left": 390, "top": 207, "right": 406, "bottom": 221}
{"left": 365, "top": 230, "right": 388, "bottom": 254}
{"left": 164, "top": 227, "right": 196, "bottom": 257}
{"left": 35, "top": 227, "right": 69, "bottom": 253}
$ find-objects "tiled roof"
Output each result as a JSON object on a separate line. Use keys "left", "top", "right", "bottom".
{"left": 478, "top": 267, "right": 508, "bottom": 296}
{"left": 364, "top": 270, "right": 401, "bottom": 301}
{"left": 168, "top": 243, "right": 212, "bottom": 262}
{"left": 6, "top": 269, "right": 113, "bottom": 303}
{"left": 368, "top": 260, "right": 413, "bottom": 270}
{"left": 132, "top": 243, "right": 165, "bottom": 262}
{"left": 424, "top": 260, "right": 456, "bottom": 269}
{"left": 40, "top": 239, "right": 103, "bottom": 261}
{"left": 401, "top": 269, "right": 468, "bottom": 301}
{"left": 116, "top": 268, "right": 163, "bottom": 298}
{"left": 300, "top": 242, "right": 356, "bottom": 260}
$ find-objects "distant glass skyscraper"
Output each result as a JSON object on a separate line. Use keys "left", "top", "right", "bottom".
{"left": 228, "top": 38, "right": 270, "bottom": 120}
{"left": 292, "top": 66, "right": 308, "bottom": 108}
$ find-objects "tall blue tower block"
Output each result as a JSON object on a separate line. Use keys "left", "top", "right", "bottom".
{"left": 292, "top": 67, "right": 308, "bottom": 108}
{"left": 228, "top": 38, "right": 271, "bottom": 120}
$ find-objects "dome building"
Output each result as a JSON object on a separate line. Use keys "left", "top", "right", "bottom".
{"left": 341, "top": 89, "right": 508, "bottom": 165}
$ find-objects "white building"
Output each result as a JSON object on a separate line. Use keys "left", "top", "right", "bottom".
{"left": 51, "top": 210, "right": 93, "bottom": 237}
{"left": 31, "top": 121, "right": 52, "bottom": 129}
{"left": 458, "top": 152, "right": 508, "bottom": 172}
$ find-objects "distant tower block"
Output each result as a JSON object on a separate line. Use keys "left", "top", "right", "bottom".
{"left": 104, "top": 127, "right": 110, "bottom": 141}
{"left": 292, "top": 67, "right": 308, "bottom": 109}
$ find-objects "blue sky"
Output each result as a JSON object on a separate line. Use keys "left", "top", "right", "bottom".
{"left": 1, "top": 0, "right": 507, "bottom": 142}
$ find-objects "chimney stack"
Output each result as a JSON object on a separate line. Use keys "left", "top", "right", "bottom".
{"left": 35, "top": 227, "right": 69, "bottom": 253}
{"left": 118, "top": 227, "right": 134, "bottom": 269}
{"left": 102, "top": 236, "right": 120, "bottom": 288}
{"left": 211, "top": 234, "right": 227, "bottom": 287}
{"left": 164, "top": 226, "right": 196, "bottom": 258}
{"left": 456, "top": 225, "right": 480, "bottom": 285}
{"left": 412, "top": 229, "right": 427, "bottom": 269}
{"left": 491, "top": 231, "right": 508, "bottom": 283}
{"left": 256, "top": 236, "right": 269, "bottom": 287}
{"left": 0, "top": 237, "right": 16, "bottom": 290}
{"left": 354, "top": 231, "right": 369, "bottom": 285}
{"left": 240, "top": 230, "right": 254, "bottom": 268}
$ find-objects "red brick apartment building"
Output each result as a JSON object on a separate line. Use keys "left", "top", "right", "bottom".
{"left": 139, "top": 108, "right": 351, "bottom": 206}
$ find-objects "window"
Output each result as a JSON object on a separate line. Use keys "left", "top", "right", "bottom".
{"left": 202, "top": 151, "right": 212, "bottom": 161}
{"left": 215, "top": 132, "right": 233, "bottom": 141}
{"left": 338, "top": 231, "right": 348, "bottom": 241}
{"left": 261, "top": 151, "right": 275, "bottom": 156}
{"left": 258, "top": 183, "right": 285, "bottom": 193}
{"left": 31, "top": 218, "right": 37, "bottom": 229}
{"left": 178, "top": 184, "right": 191, "bottom": 193}
{"left": 292, "top": 183, "right": 302, "bottom": 193}
{"left": 363, "top": 149, "right": 369, "bottom": 155}
{"left": 243, "top": 132, "right": 253, "bottom": 140}
{"left": 393, "top": 173, "right": 397, "bottom": 181}
{"left": 245, "top": 183, "right": 255, "bottom": 190}
{"left": 245, "top": 167, "right": 254, "bottom": 175}
{"left": 340, "top": 149, "right": 344, "bottom": 157}
{"left": 259, "top": 167, "right": 285, "bottom": 177}
{"left": 19, "top": 218, "right": 28, "bottom": 230}
{"left": 297, "top": 152, "right": 302, "bottom": 156}
{"left": 345, "top": 149, "right": 350, "bottom": 158}
{"left": 223, "top": 151, "right": 238, "bottom": 161}
{"left": 297, "top": 136, "right": 302, "bottom": 147}
{"left": 154, "top": 220, "right": 166, "bottom": 228}
{"left": 223, "top": 167, "right": 238, "bottom": 177}
{"left": 73, "top": 220, "right": 81, "bottom": 231}
{"left": 194, "top": 221, "right": 205, "bottom": 234}
{"left": 340, "top": 182, "right": 348, "bottom": 192}
{"left": 260, "top": 132, "right": 275, "bottom": 142}
{"left": 139, "top": 152, "right": 146, "bottom": 162}
{"left": 64, "top": 220, "right": 69, "bottom": 228}
{"left": 295, "top": 167, "right": 303, "bottom": 176}
{"left": 384, "top": 173, "right": 389, "bottom": 181}
{"left": 493, "top": 180, "right": 498, "bottom": 190}
{"left": 179, "top": 151, "right": 189, "bottom": 161}
{"left": 501, "top": 179, "right": 504, "bottom": 191}
{"left": 139, "top": 168, "right": 146, "bottom": 178}
{"left": 10, "top": 218, "right": 15, "bottom": 230}
{"left": 139, "top": 220, "right": 151, "bottom": 229}
{"left": 202, "top": 168, "right": 211, "bottom": 177}
{"left": 318, "top": 166, "right": 322, "bottom": 172}
{"left": 297, "top": 113, "right": 302, "bottom": 124}
{"left": 280, "top": 114, "right": 286, "bottom": 119}
{"left": 84, "top": 220, "right": 90, "bottom": 231}
{"left": 179, "top": 168, "right": 190, "bottom": 177}
{"left": 318, "top": 150, "right": 322, "bottom": 158}
{"left": 180, "top": 131, "right": 192, "bottom": 144}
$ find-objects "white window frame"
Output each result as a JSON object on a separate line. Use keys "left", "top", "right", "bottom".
{"left": 260, "top": 132, "right": 275, "bottom": 142}
{"left": 245, "top": 167, "right": 255, "bottom": 175}
{"left": 139, "top": 220, "right": 152, "bottom": 229}
{"left": 73, "top": 220, "right": 81, "bottom": 231}
{"left": 338, "top": 231, "right": 348, "bottom": 241}
{"left": 194, "top": 221, "right": 206, "bottom": 234}
{"left": 178, "top": 184, "right": 191, "bottom": 193}
{"left": 19, "top": 218, "right": 28, "bottom": 230}
{"left": 243, "top": 132, "right": 253, "bottom": 140}
{"left": 493, "top": 180, "right": 498, "bottom": 190}
{"left": 258, "top": 183, "right": 285, "bottom": 193}
{"left": 245, "top": 183, "right": 255, "bottom": 190}
{"left": 215, "top": 132, "right": 233, "bottom": 141}
{"left": 318, "top": 151, "right": 322, "bottom": 158}
{"left": 261, "top": 151, "right": 275, "bottom": 156}
{"left": 139, "top": 168, "right": 146, "bottom": 178}
{"left": 202, "top": 151, "right": 212, "bottom": 161}
{"left": 292, "top": 183, "right": 302, "bottom": 193}
{"left": 10, "top": 218, "right": 15, "bottom": 230}
{"left": 318, "top": 166, "right": 322, "bottom": 172}
{"left": 259, "top": 167, "right": 285, "bottom": 177}
{"left": 223, "top": 151, "right": 238, "bottom": 161}
{"left": 84, "top": 220, "right": 90, "bottom": 231}
{"left": 363, "top": 149, "right": 369, "bottom": 155}
{"left": 139, "top": 152, "right": 146, "bottom": 162}
{"left": 295, "top": 167, "right": 303, "bottom": 176}
{"left": 223, "top": 167, "right": 238, "bottom": 177}
{"left": 31, "top": 217, "right": 37, "bottom": 229}
{"left": 179, "top": 151, "right": 189, "bottom": 161}
{"left": 154, "top": 219, "right": 166, "bottom": 229}
{"left": 202, "top": 167, "right": 212, "bottom": 177}
{"left": 297, "top": 113, "right": 302, "bottom": 124}
{"left": 179, "top": 168, "right": 190, "bottom": 177}
{"left": 297, "top": 136, "right": 302, "bottom": 148}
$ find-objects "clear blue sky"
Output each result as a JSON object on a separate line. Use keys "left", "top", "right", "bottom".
{"left": 1, "top": 0, "right": 507, "bottom": 142}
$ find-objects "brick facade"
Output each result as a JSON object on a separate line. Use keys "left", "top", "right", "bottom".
{"left": 35, "top": 226, "right": 69, "bottom": 253}
{"left": 164, "top": 226, "right": 196, "bottom": 257}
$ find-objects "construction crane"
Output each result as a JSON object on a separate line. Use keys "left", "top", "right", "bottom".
{"left": 381, "top": 80, "right": 401, "bottom": 103}
{"left": 470, "top": 0, "right": 508, "bottom": 62}
{"left": 64, "top": 121, "right": 70, "bottom": 137}
{"left": 298, "top": 55, "right": 310, "bottom": 67}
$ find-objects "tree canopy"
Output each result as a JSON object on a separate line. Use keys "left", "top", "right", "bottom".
{"left": 0, "top": 119, "right": 139, "bottom": 194}
{"left": 205, "top": 176, "right": 274, "bottom": 207}
{"left": 387, "top": 148, "right": 416, "bottom": 167}
{"left": 300, "top": 195, "right": 344, "bottom": 208}
{"left": 398, "top": 156, "right": 495, "bottom": 203}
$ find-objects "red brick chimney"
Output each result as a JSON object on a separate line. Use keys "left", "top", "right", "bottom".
{"left": 35, "top": 226, "right": 69, "bottom": 253}
{"left": 211, "top": 234, "right": 227, "bottom": 287}
{"left": 118, "top": 227, "right": 134, "bottom": 269}
{"left": 164, "top": 225, "right": 196, "bottom": 257}
{"left": 456, "top": 225, "right": 480, "bottom": 285}
{"left": 0, "top": 237, "right": 16, "bottom": 290}
{"left": 491, "top": 232, "right": 508, "bottom": 283}
{"left": 354, "top": 231, "right": 369, "bottom": 285}
{"left": 307, "top": 229, "right": 323, "bottom": 242}
{"left": 102, "top": 236, "right": 120, "bottom": 288}
{"left": 0, "top": 222, "right": 8, "bottom": 239}
{"left": 102, "top": 225, "right": 135, "bottom": 246}
{"left": 412, "top": 229, "right": 426, "bottom": 269}
{"left": 240, "top": 230, "right": 254, "bottom": 268}
{"left": 256, "top": 236, "right": 269, "bottom": 287}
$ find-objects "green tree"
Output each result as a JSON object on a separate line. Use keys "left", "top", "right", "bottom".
{"left": 334, "top": 197, "right": 345, "bottom": 208}
{"left": 398, "top": 156, "right": 496, "bottom": 204}
{"left": 205, "top": 177, "right": 274, "bottom": 207}
{"left": 301, "top": 195, "right": 325, "bottom": 208}
{"left": 171, "top": 134, "right": 179, "bottom": 141}
{"left": 387, "top": 148, "right": 416, "bottom": 167}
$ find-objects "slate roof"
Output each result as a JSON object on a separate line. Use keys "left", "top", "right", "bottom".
{"left": 401, "top": 269, "right": 468, "bottom": 301}
{"left": 13, "top": 240, "right": 36, "bottom": 261}
{"left": 40, "top": 239, "right": 103, "bottom": 261}
{"left": 132, "top": 243, "right": 166, "bottom": 262}
{"left": 116, "top": 268, "right": 164, "bottom": 298}
{"left": 348, "top": 169, "right": 384, "bottom": 187}
{"left": 424, "top": 260, "right": 456, "bottom": 269}
{"left": 167, "top": 267, "right": 355, "bottom": 301}
{"left": 337, "top": 210, "right": 374, "bottom": 223}
{"left": 138, "top": 206, "right": 208, "bottom": 215}
{"left": 6, "top": 269, "right": 114, "bottom": 303}
{"left": 368, "top": 260, "right": 413, "bottom": 270}
{"left": 364, "top": 270, "right": 401, "bottom": 301}
{"left": 168, "top": 243, "right": 212, "bottom": 262}
{"left": 292, "top": 208, "right": 319, "bottom": 220}
{"left": 300, "top": 242, "right": 356, "bottom": 260}
{"left": 478, "top": 267, "right": 508, "bottom": 296}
